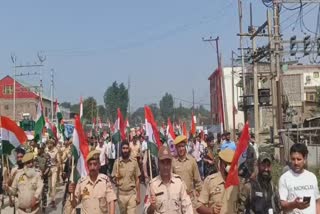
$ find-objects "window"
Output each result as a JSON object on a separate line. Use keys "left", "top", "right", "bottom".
{"left": 306, "top": 92, "right": 316, "bottom": 102}
{"left": 4, "top": 105, "right": 9, "bottom": 110}
{"left": 3, "top": 85, "right": 13, "bottom": 95}
{"left": 314, "top": 72, "right": 319, "bottom": 78}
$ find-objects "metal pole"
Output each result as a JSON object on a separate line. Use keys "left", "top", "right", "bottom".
{"left": 232, "top": 51, "right": 236, "bottom": 140}
{"left": 13, "top": 64, "right": 16, "bottom": 121}
{"left": 267, "top": 10, "right": 278, "bottom": 140}
{"left": 238, "top": 0, "right": 247, "bottom": 122}
{"left": 251, "top": 3, "right": 260, "bottom": 144}
{"left": 51, "top": 69, "right": 54, "bottom": 121}
{"left": 273, "top": 0, "right": 285, "bottom": 164}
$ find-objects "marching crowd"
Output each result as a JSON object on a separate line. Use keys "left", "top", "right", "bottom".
{"left": 0, "top": 128, "right": 320, "bottom": 214}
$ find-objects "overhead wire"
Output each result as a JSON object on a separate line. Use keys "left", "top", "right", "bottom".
{"left": 44, "top": 0, "right": 235, "bottom": 57}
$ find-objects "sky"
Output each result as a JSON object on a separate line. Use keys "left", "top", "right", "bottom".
{"left": 0, "top": 1, "right": 317, "bottom": 111}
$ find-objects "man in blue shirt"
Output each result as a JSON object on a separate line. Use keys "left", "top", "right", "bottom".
{"left": 220, "top": 132, "right": 236, "bottom": 151}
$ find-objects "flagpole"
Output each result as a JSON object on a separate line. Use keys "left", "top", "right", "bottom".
{"left": 70, "top": 156, "right": 75, "bottom": 201}
{"left": 148, "top": 147, "right": 152, "bottom": 180}
{"left": 116, "top": 139, "right": 120, "bottom": 199}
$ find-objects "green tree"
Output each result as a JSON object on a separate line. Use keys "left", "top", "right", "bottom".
{"left": 98, "top": 105, "right": 107, "bottom": 122}
{"left": 104, "top": 81, "right": 129, "bottom": 122}
{"left": 83, "top": 97, "right": 97, "bottom": 122}
{"left": 159, "top": 93, "right": 174, "bottom": 121}
{"left": 131, "top": 107, "right": 145, "bottom": 126}
{"left": 60, "top": 102, "right": 71, "bottom": 109}
{"left": 70, "top": 104, "right": 80, "bottom": 114}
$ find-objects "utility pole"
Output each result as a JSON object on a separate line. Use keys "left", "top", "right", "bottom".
{"left": 50, "top": 69, "right": 54, "bottom": 122}
{"left": 192, "top": 89, "right": 195, "bottom": 113}
{"left": 238, "top": 0, "right": 247, "bottom": 122}
{"left": 231, "top": 51, "right": 236, "bottom": 140}
{"left": 11, "top": 53, "right": 16, "bottom": 121}
{"left": 11, "top": 54, "right": 45, "bottom": 121}
{"left": 250, "top": 3, "right": 260, "bottom": 145}
{"left": 203, "top": 36, "right": 227, "bottom": 132}
{"left": 128, "top": 76, "right": 131, "bottom": 122}
{"left": 267, "top": 10, "right": 278, "bottom": 144}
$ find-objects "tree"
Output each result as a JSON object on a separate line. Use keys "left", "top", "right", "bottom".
{"left": 83, "top": 97, "right": 97, "bottom": 122}
{"left": 131, "top": 107, "right": 145, "bottom": 126}
{"left": 70, "top": 104, "right": 80, "bottom": 114}
{"left": 98, "top": 105, "right": 107, "bottom": 122}
{"left": 104, "top": 81, "right": 129, "bottom": 122}
{"left": 159, "top": 93, "right": 174, "bottom": 121}
{"left": 60, "top": 102, "right": 71, "bottom": 109}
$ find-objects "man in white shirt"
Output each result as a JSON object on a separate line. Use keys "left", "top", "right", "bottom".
{"left": 279, "top": 143, "right": 320, "bottom": 214}
{"left": 96, "top": 137, "right": 108, "bottom": 175}
{"left": 106, "top": 137, "right": 116, "bottom": 175}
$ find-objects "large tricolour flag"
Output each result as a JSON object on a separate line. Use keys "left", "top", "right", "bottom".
{"left": 34, "top": 99, "right": 45, "bottom": 142}
{"left": 166, "top": 118, "right": 176, "bottom": 155}
{"left": 72, "top": 115, "right": 90, "bottom": 181}
{"left": 112, "top": 108, "right": 126, "bottom": 143}
{"left": 0, "top": 116, "right": 27, "bottom": 154}
{"left": 145, "top": 106, "right": 162, "bottom": 156}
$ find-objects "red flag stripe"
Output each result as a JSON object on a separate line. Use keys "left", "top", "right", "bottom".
{"left": 225, "top": 122, "right": 250, "bottom": 189}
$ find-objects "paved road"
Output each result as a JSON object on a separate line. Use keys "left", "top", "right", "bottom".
{"left": 2, "top": 182, "right": 147, "bottom": 214}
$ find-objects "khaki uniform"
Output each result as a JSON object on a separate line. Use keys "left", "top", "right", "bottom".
{"left": 47, "top": 147, "right": 60, "bottom": 202}
{"left": 112, "top": 158, "right": 141, "bottom": 214}
{"left": 64, "top": 174, "right": 117, "bottom": 214}
{"left": 197, "top": 172, "right": 239, "bottom": 214}
{"left": 172, "top": 154, "right": 202, "bottom": 212}
{"left": 8, "top": 167, "right": 24, "bottom": 208}
{"left": 129, "top": 141, "right": 141, "bottom": 159}
{"left": 143, "top": 174, "right": 193, "bottom": 214}
{"left": 9, "top": 168, "right": 44, "bottom": 214}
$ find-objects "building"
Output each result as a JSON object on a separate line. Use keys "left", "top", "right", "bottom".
{"left": 208, "top": 67, "right": 244, "bottom": 133}
{"left": 0, "top": 75, "right": 70, "bottom": 121}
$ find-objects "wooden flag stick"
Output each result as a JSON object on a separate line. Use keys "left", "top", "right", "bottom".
{"left": 70, "top": 156, "right": 75, "bottom": 200}
{"left": 148, "top": 148, "right": 152, "bottom": 180}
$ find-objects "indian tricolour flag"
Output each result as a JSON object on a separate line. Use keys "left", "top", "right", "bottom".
{"left": 0, "top": 116, "right": 27, "bottom": 154}
{"left": 112, "top": 108, "right": 126, "bottom": 143}
{"left": 55, "top": 100, "right": 65, "bottom": 141}
{"left": 71, "top": 115, "right": 89, "bottom": 182}
{"left": 166, "top": 117, "right": 176, "bottom": 155}
{"left": 145, "top": 106, "right": 162, "bottom": 156}
{"left": 34, "top": 99, "right": 45, "bottom": 142}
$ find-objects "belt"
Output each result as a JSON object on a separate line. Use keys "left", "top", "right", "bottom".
{"left": 119, "top": 189, "right": 136, "bottom": 195}
{"left": 19, "top": 206, "right": 38, "bottom": 213}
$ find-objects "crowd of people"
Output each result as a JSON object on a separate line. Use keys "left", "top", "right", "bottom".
{"left": 0, "top": 127, "right": 319, "bottom": 214}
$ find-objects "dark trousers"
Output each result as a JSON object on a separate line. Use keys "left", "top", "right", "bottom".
{"left": 42, "top": 176, "right": 49, "bottom": 208}
{"left": 108, "top": 159, "right": 115, "bottom": 175}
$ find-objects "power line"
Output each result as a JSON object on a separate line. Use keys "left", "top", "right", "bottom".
{"left": 281, "top": 4, "right": 318, "bottom": 32}
{"left": 173, "top": 96, "right": 210, "bottom": 106}
{"left": 44, "top": 1, "right": 235, "bottom": 57}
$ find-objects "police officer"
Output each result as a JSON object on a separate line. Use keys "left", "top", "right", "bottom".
{"left": 144, "top": 146, "right": 193, "bottom": 214}
{"left": 172, "top": 135, "right": 202, "bottom": 212}
{"left": 35, "top": 145, "right": 51, "bottom": 213}
{"left": 203, "top": 134, "right": 218, "bottom": 177}
{"left": 197, "top": 149, "right": 239, "bottom": 214}
{"left": 8, "top": 147, "right": 26, "bottom": 208}
{"left": 238, "top": 152, "right": 281, "bottom": 214}
{"left": 4, "top": 152, "right": 44, "bottom": 214}
{"left": 47, "top": 139, "right": 60, "bottom": 208}
{"left": 65, "top": 150, "right": 117, "bottom": 214}
{"left": 112, "top": 140, "right": 141, "bottom": 214}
